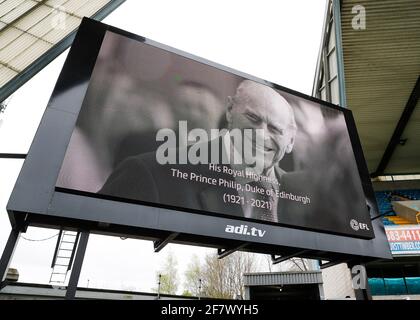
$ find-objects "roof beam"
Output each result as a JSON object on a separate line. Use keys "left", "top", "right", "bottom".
{"left": 0, "top": 153, "right": 27, "bottom": 159}
{"left": 372, "top": 76, "right": 420, "bottom": 177}
{"left": 0, "top": 0, "right": 126, "bottom": 103}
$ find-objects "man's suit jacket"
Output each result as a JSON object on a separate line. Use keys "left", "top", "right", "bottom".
{"left": 99, "top": 136, "right": 372, "bottom": 237}
{"left": 99, "top": 136, "right": 287, "bottom": 220}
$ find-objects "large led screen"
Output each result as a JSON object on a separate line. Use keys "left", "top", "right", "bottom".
{"left": 55, "top": 29, "right": 374, "bottom": 239}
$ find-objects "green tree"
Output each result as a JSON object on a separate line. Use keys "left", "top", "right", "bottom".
{"left": 183, "top": 254, "right": 202, "bottom": 297}
{"left": 182, "top": 290, "right": 193, "bottom": 297}
{"left": 153, "top": 251, "right": 179, "bottom": 295}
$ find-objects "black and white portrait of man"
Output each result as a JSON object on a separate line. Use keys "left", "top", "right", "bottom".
{"left": 57, "top": 31, "right": 371, "bottom": 237}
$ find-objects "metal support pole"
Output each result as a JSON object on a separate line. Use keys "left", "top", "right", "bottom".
{"left": 65, "top": 231, "right": 89, "bottom": 300}
{"left": 348, "top": 261, "right": 372, "bottom": 301}
{"left": 0, "top": 228, "right": 21, "bottom": 284}
{"left": 0, "top": 153, "right": 27, "bottom": 159}
{"left": 354, "top": 281, "right": 372, "bottom": 300}
{"left": 67, "top": 232, "right": 81, "bottom": 271}
{"left": 51, "top": 229, "right": 63, "bottom": 268}
{"left": 354, "top": 265, "right": 372, "bottom": 301}
{"left": 198, "top": 278, "right": 202, "bottom": 300}
{"left": 157, "top": 274, "right": 161, "bottom": 300}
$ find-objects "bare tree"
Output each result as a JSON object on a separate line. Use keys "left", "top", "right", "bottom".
{"left": 0, "top": 96, "right": 12, "bottom": 114}
{"left": 280, "top": 258, "right": 311, "bottom": 271}
{"left": 0, "top": 101, "right": 6, "bottom": 113}
{"left": 198, "top": 251, "right": 257, "bottom": 299}
{"left": 290, "top": 258, "right": 310, "bottom": 271}
{"left": 262, "top": 255, "right": 312, "bottom": 272}
{"left": 264, "top": 255, "right": 273, "bottom": 272}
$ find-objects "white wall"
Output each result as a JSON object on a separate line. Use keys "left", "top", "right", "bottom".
{"left": 321, "top": 263, "right": 355, "bottom": 299}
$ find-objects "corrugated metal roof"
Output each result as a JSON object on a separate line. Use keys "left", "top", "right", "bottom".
{"left": 341, "top": 0, "right": 420, "bottom": 174}
{"left": 0, "top": 0, "right": 124, "bottom": 101}
{"left": 243, "top": 271, "right": 323, "bottom": 286}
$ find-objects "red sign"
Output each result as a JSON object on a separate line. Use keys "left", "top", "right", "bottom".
{"left": 386, "top": 227, "right": 420, "bottom": 242}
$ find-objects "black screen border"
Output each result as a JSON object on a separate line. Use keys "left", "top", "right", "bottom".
{"left": 7, "top": 18, "right": 392, "bottom": 261}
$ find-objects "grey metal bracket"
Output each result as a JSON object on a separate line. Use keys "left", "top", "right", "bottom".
{"left": 271, "top": 250, "right": 309, "bottom": 265}
{"left": 217, "top": 243, "right": 248, "bottom": 259}
{"left": 153, "top": 232, "right": 179, "bottom": 253}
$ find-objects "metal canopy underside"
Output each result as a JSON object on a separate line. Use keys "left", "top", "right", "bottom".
{"left": 0, "top": 0, "right": 125, "bottom": 102}
{"left": 340, "top": 0, "right": 420, "bottom": 175}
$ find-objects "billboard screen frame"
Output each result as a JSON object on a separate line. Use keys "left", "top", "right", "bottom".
{"left": 6, "top": 18, "right": 392, "bottom": 262}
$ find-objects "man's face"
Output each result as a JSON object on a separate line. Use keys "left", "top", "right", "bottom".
{"left": 227, "top": 91, "right": 294, "bottom": 173}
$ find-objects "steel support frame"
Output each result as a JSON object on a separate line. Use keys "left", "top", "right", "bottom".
{"left": 271, "top": 250, "right": 309, "bottom": 265}
{"left": 217, "top": 243, "right": 248, "bottom": 259}
{"left": 153, "top": 232, "right": 179, "bottom": 253}
{"left": 0, "top": 229, "right": 21, "bottom": 285}
{"left": 65, "top": 231, "right": 89, "bottom": 300}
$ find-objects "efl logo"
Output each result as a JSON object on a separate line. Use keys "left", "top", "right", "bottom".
{"left": 225, "top": 224, "right": 266, "bottom": 238}
{"left": 350, "top": 219, "right": 370, "bottom": 231}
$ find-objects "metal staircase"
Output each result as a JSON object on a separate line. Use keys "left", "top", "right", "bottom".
{"left": 49, "top": 230, "right": 80, "bottom": 285}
